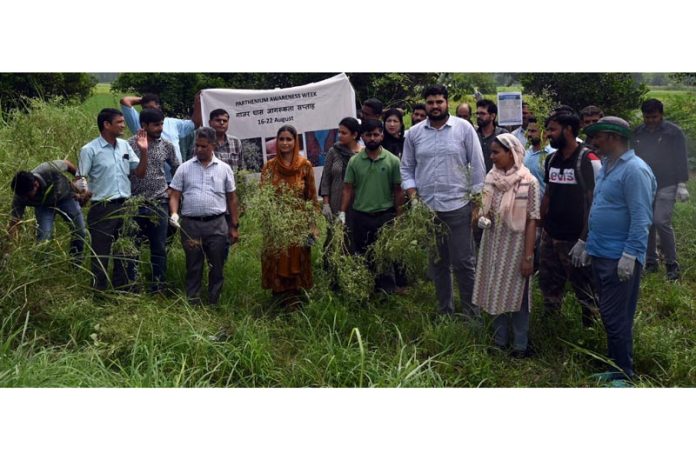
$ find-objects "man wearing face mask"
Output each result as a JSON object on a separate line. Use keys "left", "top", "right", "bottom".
{"left": 339, "top": 118, "right": 403, "bottom": 294}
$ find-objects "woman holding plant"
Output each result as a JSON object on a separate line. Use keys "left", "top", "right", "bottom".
{"left": 472, "top": 133, "right": 540, "bottom": 358}
{"left": 260, "top": 125, "right": 319, "bottom": 308}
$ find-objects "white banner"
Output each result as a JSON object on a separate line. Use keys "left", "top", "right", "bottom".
{"left": 496, "top": 92, "right": 523, "bottom": 126}
{"left": 200, "top": 73, "right": 356, "bottom": 182}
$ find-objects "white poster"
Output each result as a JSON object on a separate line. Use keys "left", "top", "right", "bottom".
{"left": 200, "top": 73, "right": 356, "bottom": 184}
{"left": 497, "top": 92, "right": 523, "bottom": 126}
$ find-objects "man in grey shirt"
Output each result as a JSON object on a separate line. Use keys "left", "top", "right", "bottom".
{"left": 9, "top": 160, "right": 87, "bottom": 262}
{"left": 401, "top": 84, "right": 486, "bottom": 317}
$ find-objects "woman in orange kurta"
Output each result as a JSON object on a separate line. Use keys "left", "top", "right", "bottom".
{"left": 260, "top": 125, "right": 319, "bottom": 306}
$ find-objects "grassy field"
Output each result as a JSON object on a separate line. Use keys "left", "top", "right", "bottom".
{"left": 0, "top": 87, "right": 695, "bottom": 388}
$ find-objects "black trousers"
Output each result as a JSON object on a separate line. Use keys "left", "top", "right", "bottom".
{"left": 349, "top": 208, "right": 396, "bottom": 293}
{"left": 87, "top": 199, "right": 129, "bottom": 290}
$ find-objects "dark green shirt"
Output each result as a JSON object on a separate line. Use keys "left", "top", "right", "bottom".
{"left": 11, "top": 160, "right": 74, "bottom": 218}
{"left": 344, "top": 147, "right": 401, "bottom": 213}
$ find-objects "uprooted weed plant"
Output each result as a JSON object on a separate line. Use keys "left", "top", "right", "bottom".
{"left": 1, "top": 96, "right": 695, "bottom": 387}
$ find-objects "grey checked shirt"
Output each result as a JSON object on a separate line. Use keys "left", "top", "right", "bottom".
{"left": 128, "top": 136, "right": 180, "bottom": 201}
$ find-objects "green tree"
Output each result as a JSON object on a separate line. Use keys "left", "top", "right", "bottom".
{"left": 669, "top": 73, "right": 696, "bottom": 86}
{"left": 437, "top": 73, "right": 497, "bottom": 100}
{"left": 0, "top": 73, "right": 96, "bottom": 113}
{"left": 349, "top": 73, "right": 439, "bottom": 109}
{"left": 519, "top": 73, "right": 648, "bottom": 119}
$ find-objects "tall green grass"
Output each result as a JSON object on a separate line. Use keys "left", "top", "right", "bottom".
{"left": 1, "top": 95, "right": 695, "bottom": 388}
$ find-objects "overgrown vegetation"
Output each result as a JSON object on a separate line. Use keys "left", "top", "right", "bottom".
{"left": 0, "top": 73, "right": 96, "bottom": 114}
{"left": 519, "top": 73, "right": 648, "bottom": 120}
{"left": 1, "top": 87, "right": 695, "bottom": 388}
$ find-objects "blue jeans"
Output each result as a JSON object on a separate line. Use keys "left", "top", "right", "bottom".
{"left": 492, "top": 280, "right": 530, "bottom": 352}
{"left": 592, "top": 257, "right": 643, "bottom": 379}
{"left": 125, "top": 200, "right": 169, "bottom": 289}
{"left": 35, "top": 197, "right": 86, "bottom": 262}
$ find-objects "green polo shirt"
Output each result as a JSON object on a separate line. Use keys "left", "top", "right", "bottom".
{"left": 344, "top": 147, "right": 401, "bottom": 213}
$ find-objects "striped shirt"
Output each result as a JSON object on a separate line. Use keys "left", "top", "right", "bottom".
{"left": 401, "top": 115, "right": 486, "bottom": 212}
{"left": 169, "top": 156, "right": 236, "bottom": 217}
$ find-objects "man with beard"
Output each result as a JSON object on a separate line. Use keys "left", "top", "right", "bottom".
{"left": 539, "top": 106, "right": 601, "bottom": 327}
{"left": 401, "top": 85, "right": 486, "bottom": 318}
{"left": 120, "top": 93, "right": 202, "bottom": 168}
{"left": 360, "top": 98, "right": 384, "bottom": 122}
{"left": 125, "top": 108, "right": 180, "bottom": 293}
{"left": 584, "top": 116, "right": 656, "bottom": 385}
{"left": 633, "top": 98, "right": 689, "bottom": 280}
{"left": 476, "top": 99, "right": 509, "bottom": 173}
{"left": 523, "top": 117, "right": 553, "bottom": 196}
{"left": 339, "top": 118, "right": 403, "bottom": 294}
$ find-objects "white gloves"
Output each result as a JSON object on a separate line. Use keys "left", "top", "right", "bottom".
{"left": 477, "top": 216, "right": 491, "bottom": 230}
{"left": 569, "top": 239, "right": 591, "bottom": 267}
{"left": 677, "top": 183, "right": 689, "bottom": 202}
{"left": 322, "top": 203, "right": 333, "bottom": 221}
{"left": 73, "top": 177, "right": 88, "bottom": 192}
{"left": 169, "top": 213, "right": 181, "bottom": 228}
{"left": 617, "top": 252, "right": 637, "bottom": 282}
{"left": 337, "top": 211, "right": 346, "bottom": 225}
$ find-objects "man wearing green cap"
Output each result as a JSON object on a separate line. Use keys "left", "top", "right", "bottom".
{"left": 584, "top": 116, "right": 656, "bottom": 385}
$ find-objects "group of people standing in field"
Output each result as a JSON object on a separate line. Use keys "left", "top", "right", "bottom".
{"left": 7, "top": 83, "right": 690, "bottom": 386}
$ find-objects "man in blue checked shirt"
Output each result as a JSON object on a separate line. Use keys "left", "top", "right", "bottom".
{"left": 584, "top": 116, "right": 657, "bottom": 386}
{"left": 401, "top": 84, "right": 486, "bottom": 318}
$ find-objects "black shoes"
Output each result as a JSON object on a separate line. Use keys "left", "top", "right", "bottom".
{"left": 666, "top": 262, "right": 681, "bottom": 281}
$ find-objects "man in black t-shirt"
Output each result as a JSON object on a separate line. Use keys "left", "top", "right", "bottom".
{"left": 539, "top": 107, "right": 601, "bottom": 327}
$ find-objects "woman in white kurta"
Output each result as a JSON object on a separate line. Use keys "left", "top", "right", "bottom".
{"left": 472, "top": 133, "right": 540, "bottom": 357}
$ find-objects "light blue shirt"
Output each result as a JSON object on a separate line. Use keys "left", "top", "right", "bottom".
{"left": 401, "top": 115, "right": 485, "bottom": 212}
{"left": 78, "top": 136, "right": 140, "bottom": 201}
{"left": 511, "top": 126, "right": 527, "bottom": 148}
{"left": 523, "top": 145, "right": 554, "bottom": 196}
{"left": 121, "top": 105, "right": 194, "bottom": 165}
{"left": 586, "top": 149, "right": 657, "bottom": 265}
{"left": 169, "top": 156, "right": 236, "bottom": 217}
